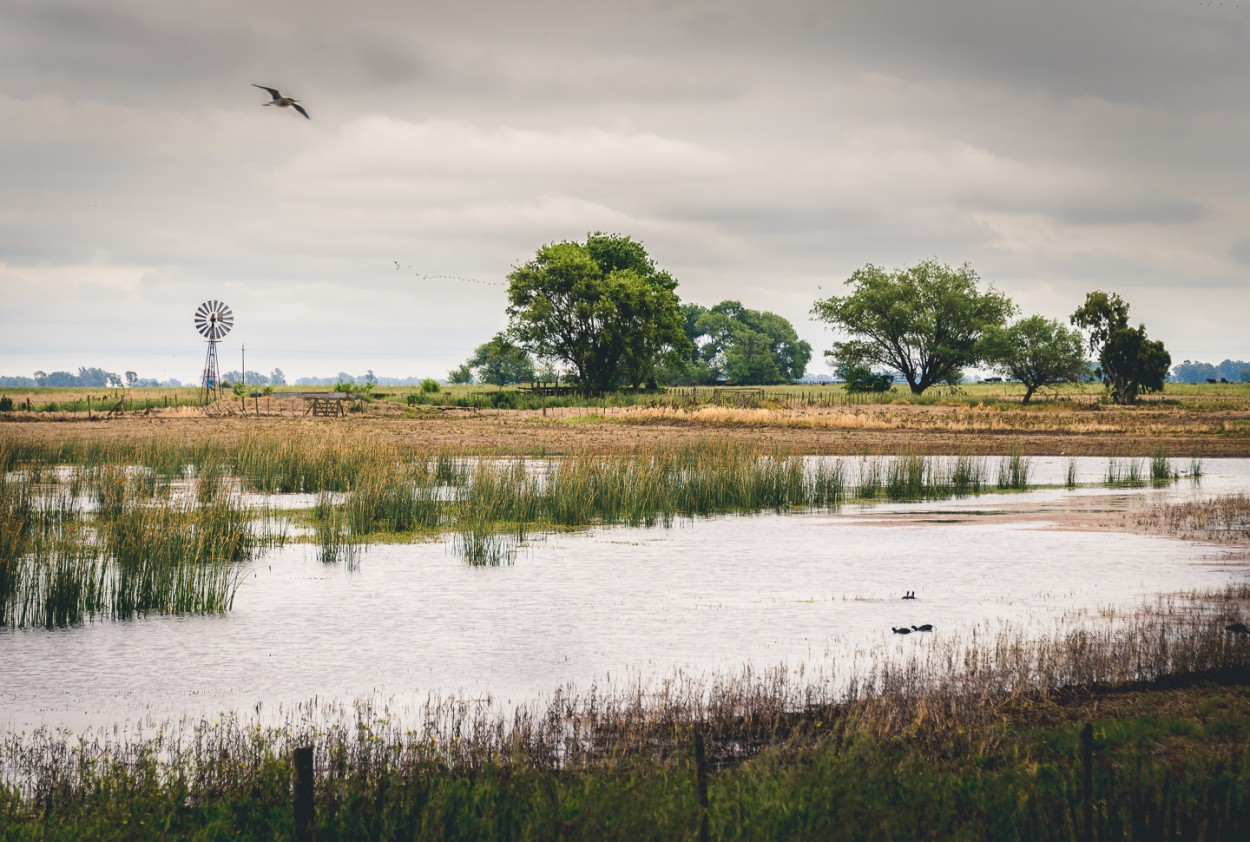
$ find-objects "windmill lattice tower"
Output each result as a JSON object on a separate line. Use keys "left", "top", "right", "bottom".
{"left": 194, "top": 300, "right": 234, "bottom": 404}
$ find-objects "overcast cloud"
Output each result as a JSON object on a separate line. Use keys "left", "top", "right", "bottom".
{"left": 2, "top": 0, "right": 1248, "bottom": 382}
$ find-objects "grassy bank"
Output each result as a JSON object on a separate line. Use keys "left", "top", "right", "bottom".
{"left": 2, "top": 587, "right": 1249, "bottom": 839}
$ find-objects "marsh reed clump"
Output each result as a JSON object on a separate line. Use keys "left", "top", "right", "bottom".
{"left": 1135, "top": 493, "right": 1250, "bottom": 543}
{"left": 996, "top": 450, "right": 1031, "bottom": 489}
{"left": 1150, "top": 448, "right": 1175, "bottom": 482}
{"left": 315, "top": 496, "right": 360, "bottom": 567}
{"left": 948, "top": 453, "right": 987, "bottom": 495}
{"left": 1065, "top": 457, "right": 1078, "bottom": 489}
{"left": 854, "top": 456, "right": 882, "bottom": 499}
{"left": 1, "top": 460, "right": 283, "bottom": 628}
{"left": 454, "top": 517, "right": 520, "bottom": 566}
{"left": 307, "top": 446, "right": 1024, "bottom": 561}
{"left": 344, "top": 467, "right": 443, "bottom": 534}
{"left": 1106, "top": 456, "right": 1146, "bottom": 487}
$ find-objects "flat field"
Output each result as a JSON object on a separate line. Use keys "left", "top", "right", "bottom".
{"left": 3, "top": 385, "right": 1250, "bottom": 456}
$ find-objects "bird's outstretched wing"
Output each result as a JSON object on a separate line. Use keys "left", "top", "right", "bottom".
{"left": 292, "top": 103, "right": 311, "bottom": 119}
{"left": 252, "top": 83, "right": 281, "bottom": 100}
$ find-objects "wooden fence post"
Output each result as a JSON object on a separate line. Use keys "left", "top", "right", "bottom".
{"left": 1080, "top": 722, "right": 1093, "bottom": 842}
{"left": 294, "top": 745, "right": 314, "bottom": 842}
{"left": 693, "top": 727, "right": 709, "bottom": 842}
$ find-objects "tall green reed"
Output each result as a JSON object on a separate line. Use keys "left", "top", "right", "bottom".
{"left": 995, "top": 451, "right": 1031, "bottom": 490}
{"left": 2, "top": 463, "right": 282, "bottom": 628}
{"left": 1106, "top": 456, "right": 1145, "bottom": 487}
{"left": 1149, "top": 449, "right": 1174, "bottom": 482}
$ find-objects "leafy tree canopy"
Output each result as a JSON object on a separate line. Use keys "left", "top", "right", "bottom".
{"left": 468, "top": 332, "right": 535, "bottom": 389}
{"left": 506, "top": 233, "right": 689, "bottom": 394}
{"left": 672, "top": 301, "right": 812, "bottom": 385}
{"left": 811, "top": 260, "right": 1015, "bottom": 394}
{"left": 979, "top": 316, "right": 1088, "bottom": 404}
{"left": 836, "top": 362, "right": 894, "bottom": 393}
{"left": 1070, "top": 291, "right": 1171, "bottom": 404}
{"left": 447, "top": 363, "right": 474, "bottom": 385}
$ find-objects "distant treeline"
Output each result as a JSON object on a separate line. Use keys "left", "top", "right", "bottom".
{"left": 220, "top": 369, "right": 286, "bottom": 387}
{"left": 0, "top": 368, "right": 179, "bottom": 388}
{"left": 1171, "top": 359, "right": 1250, "bottom": 383}
{"left": 293, "top": 371, "right": 435, "bottom": 387}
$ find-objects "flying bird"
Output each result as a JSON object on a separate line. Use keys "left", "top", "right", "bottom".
{"left": 252, "top": 84, "right": 310, "bottom": 119}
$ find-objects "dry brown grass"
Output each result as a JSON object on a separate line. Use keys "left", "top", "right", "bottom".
{"left": 5, "top": 398, "right": 1250, "bottom": 457}
{"left": 1131, "top": 494, "right": 1250, "bottom": 544}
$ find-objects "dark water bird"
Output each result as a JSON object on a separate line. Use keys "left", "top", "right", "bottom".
{"left": 891, "top": 626, "right": 912, "bottom": 635}
{"left": 901, "top": 591, "right": 915, "bottom": 600}
{"left": 911, "top": 624, "right": 934, "bottom": 632}
{"left": 1227, "top": 622, "right": 1250, "bottom": 634}
{"left": 252, "top": 84, "right": 310, "bottom": 119}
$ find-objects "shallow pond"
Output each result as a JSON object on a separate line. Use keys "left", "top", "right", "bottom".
{"left": 3, "top": 457, "right": 1248, "bottom": 731}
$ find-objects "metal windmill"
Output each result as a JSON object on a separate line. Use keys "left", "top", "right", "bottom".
{"left": 194, "top": 300, "right": 234, "bottom": 403}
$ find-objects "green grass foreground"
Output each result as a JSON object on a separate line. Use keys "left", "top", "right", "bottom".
{"left": 2, "top": 683, "right": 1247, "bottom": 840}
{"left": 4, "top": 601, "right": 1250, "bottom": 840}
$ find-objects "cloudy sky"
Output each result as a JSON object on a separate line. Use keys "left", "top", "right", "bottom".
{"left": 3, "top": 0, "right": 1248, "bottom": 383}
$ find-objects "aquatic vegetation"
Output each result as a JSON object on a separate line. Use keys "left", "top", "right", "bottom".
{"left": 1150, "top": 448, "right": 1175, "bottom": 482}
{"left": 1, "top": 435, "right": 1198, "bottom": 588}
{"left": 996, "top": 451, "right": 1031, "bottom": 489}
{"left": 1135, "top": 493, "right": 1250, "bottom": 543}
{"left": 1, "top": 467, "right": 282, "bottom": 629}
{"left": 1105, "top": 456, "right": 1146, "bottom": 487}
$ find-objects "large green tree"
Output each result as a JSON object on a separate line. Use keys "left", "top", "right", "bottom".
{"left": 467, "top": 332, "right": 535, "bottom": 389}
{"left": 979, "top": 315, "right": 1087, "bottom": 404}
{"left": 668, "top": 301, "right": 812, "bottom": 385}
{"left": 506, "top": 234, "right": 690, "bottom": 394}
{"left": 810, "top": 260, "right": 1015, "bottom": 394}
{"left": 1070, "top": 291, "right": 1171, "bottom": 404}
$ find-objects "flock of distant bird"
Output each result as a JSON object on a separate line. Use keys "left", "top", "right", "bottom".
{"left": 392, "top": 261, "right": 504, "bottom": 288}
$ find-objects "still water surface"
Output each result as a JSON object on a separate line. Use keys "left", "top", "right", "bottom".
{"left": 4, "top": 457, "right": 1248, "bottom": 731}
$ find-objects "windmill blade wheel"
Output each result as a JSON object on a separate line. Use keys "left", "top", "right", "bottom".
{"left": 194, "top": 300, "right": 234, "bottom": 340}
